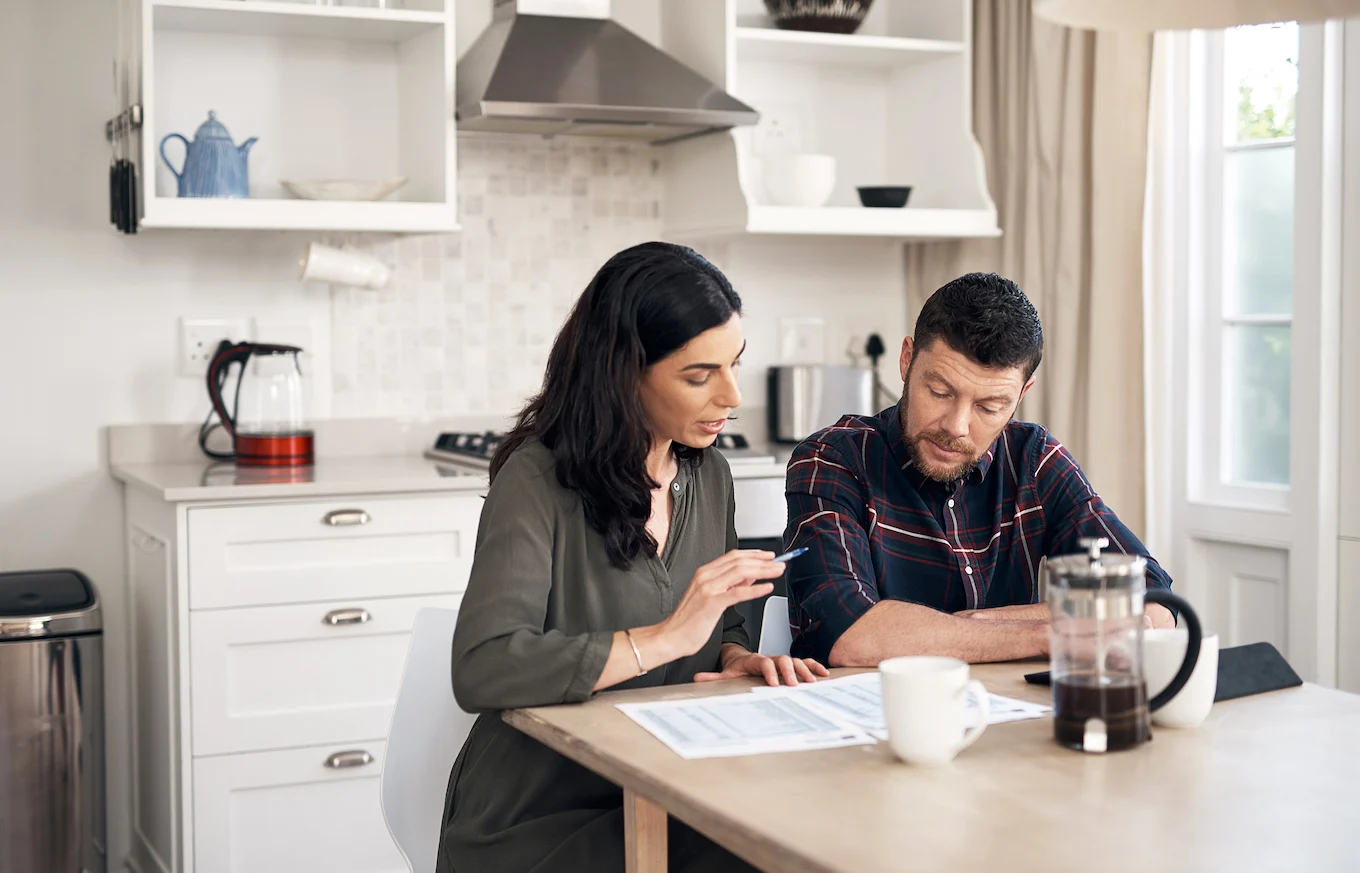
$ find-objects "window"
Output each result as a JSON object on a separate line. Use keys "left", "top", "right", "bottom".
{"left": 1147, "top": 18, "right": 1350, "bottom": 686}
{"left": 1218, "top": 23, "right": 1297, "bottom": 487}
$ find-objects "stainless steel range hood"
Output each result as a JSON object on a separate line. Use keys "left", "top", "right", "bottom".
{"left": 456, "top": 0, "right": 759, "bottom": 143}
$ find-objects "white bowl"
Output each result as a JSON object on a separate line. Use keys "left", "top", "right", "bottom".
{"left": 761, "top": 154, "right": 836, "bottom": 207}
{"left": 281, "top": 178, "right": 408, "bottom": 202}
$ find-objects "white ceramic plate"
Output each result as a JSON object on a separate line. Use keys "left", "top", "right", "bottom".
{"left": 281, "top": 178, "right": 408, "bottom": 201}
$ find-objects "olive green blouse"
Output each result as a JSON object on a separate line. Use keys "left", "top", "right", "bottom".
{"left": 435, "top": 439, "right": 752, "bottom": 873}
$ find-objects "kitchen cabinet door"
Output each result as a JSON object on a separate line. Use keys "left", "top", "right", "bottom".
{"left": 187, "top": 494, "right": 481, "bottom": 609}
{"left": 189, "top": 592, "right": 462, "bottom": 755}
{"left": 192, "top": 742, "right": 404, "bottom": 873}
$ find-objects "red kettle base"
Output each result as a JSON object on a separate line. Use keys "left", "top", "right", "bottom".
{"left": 236, "top": 432, "right": 315, "bottom": 467}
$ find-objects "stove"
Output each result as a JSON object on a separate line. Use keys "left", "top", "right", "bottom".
{"left": 710, "top": 432, "right": 779, "bottom": 465}
{"left": 424, "top": 430, "right": 775, "bottom": 470}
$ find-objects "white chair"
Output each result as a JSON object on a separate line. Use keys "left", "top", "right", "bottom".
{"left": 757, "top": 595, "right": 793, "bottom": 657}
{"left": 381, "top": 607, "right": 479, "bottom": 873}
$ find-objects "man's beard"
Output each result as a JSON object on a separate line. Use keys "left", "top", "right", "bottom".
{"left": 901, "top": 406, "right": 981, "bottom": 483}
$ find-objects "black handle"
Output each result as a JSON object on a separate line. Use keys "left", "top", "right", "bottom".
{"left": 110, "top": 162, "right": 119, "bottom": 225}
{"left": 205, "top": 341, "right": 252, "bottom": 438}
{"left": 126, "top": 160, "right": 139, "bottom": 234}
{"left": 115, "top": 161, "right": 128, "bottom": 232}
{"left": 1145, "top": 589, "right": 1202, "bottom": 711}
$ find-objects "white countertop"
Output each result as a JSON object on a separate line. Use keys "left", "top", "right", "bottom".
{"left": 727, "top": 458, "right": 789, "bottom": 479}
{"left": 112, "top": 456, "right": 491, "bottom": 502}
{"left": 112, "top": 453, "right": 787, "bottom": 503}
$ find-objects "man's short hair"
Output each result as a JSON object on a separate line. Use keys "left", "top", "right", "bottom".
{"left": 913, "top": 272, "right": 1044, "bottom": 379}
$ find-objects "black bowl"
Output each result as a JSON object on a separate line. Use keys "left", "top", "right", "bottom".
{"left": 763, "top": 0, "right": 874, "bottom": 35}
{"left": 857, "top": 186, "right": 912, "bottom": 208}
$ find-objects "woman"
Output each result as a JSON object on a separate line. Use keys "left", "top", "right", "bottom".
{"left": 436, "top": 242, "right": 828, "bottom": 873}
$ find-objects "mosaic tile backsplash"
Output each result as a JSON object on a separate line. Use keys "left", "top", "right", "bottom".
{"left": 329, "top": 135, "right": 664, "bottom": 419}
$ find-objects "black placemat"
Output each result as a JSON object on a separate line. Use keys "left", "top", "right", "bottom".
{"left": 1214, "top": 641, "right": 1302, "bottom": 701}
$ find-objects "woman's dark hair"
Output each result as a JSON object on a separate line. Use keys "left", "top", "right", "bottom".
{"left": 913, "top": 272, "right": 1044, "bottom": 378}
{"left": 490, "top": 241, "right": 743, "bottom": 569}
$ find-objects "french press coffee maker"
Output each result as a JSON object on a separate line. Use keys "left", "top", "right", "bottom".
{"left": 1047, "top": 538, "right": 1202, "bottom": 752}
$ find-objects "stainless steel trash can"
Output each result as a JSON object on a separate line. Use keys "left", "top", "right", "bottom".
{"left": 0, "top": 569, "right": 106, "bottom": 873}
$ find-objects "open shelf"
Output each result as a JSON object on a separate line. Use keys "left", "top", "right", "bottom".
{"left": 734, "top": 28, "right": 964, "bottom": 68}
{"left": 142, "top": 196, "right": 457, "bottom": 233}
{"left": 152, "top": 0, "right": 446, "bottom": 42}
{"left": 140, "top": 0, "right": 455, "bottom": 233}
{"left": 660, "top": 0, "right": 997, "bottom": 241}
{"left": 745, "top": 206, "right": 998, "bottom": 238}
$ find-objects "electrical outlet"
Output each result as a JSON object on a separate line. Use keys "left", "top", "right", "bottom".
{"left": 779, "top": 317, "right": 827, "bottom": 364}
{"left": 179, "top": 318, "right": 250, "bottom": 378}
{"left": 752, "top": 102, "right": 804, "bottom": 157}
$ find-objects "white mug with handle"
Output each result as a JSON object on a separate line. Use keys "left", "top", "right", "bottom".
{"left": 880, "top": 656, "right": 989, "bottom": 766}
{"left": 1145, "top": 629, "right": 1219, "bottom": 729}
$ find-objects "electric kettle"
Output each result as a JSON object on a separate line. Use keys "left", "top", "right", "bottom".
{"left": 200, "top": 341, "right": 314, "bottom": 467}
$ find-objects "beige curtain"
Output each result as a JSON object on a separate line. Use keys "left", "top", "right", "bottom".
{"left": 907, "top": 1, "right": 1154, "bottom": 537}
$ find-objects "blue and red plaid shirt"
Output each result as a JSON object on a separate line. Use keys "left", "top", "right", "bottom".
{"left": 782, "top": 404, "right": 1172, "bottom": 662}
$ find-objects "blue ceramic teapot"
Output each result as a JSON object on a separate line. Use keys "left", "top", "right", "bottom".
{"left": 159, "top": 111, "right": 257, "bottom": 198}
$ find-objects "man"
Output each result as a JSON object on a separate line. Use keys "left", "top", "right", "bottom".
{"left": 783, "top": 272, "right": 1175, "bottom": 666}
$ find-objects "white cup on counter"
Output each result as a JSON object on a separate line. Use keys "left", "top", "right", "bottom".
{"left": 880, "top": 656, "right": 989, "bottom": 766}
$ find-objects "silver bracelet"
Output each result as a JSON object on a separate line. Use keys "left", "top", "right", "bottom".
{"left": 624, "top": 629, "right": 646, "bottom": 676}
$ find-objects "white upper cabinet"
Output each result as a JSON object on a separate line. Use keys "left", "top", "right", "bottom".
{"left": 125, "top": 0, "right": 458, "bottom": 233}
{"left": 110, "top": 0, "right": 994, "bottom": 239}
{"left": 657, "top": 0, "right": 999, "bottom": 240}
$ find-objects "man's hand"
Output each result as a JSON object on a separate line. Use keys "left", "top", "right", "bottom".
{"left": 1146, "top": 602, "right": 1176, "bottom": 629}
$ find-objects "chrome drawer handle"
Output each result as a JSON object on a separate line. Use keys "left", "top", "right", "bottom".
{"left": 322, "top": 608, "right": 372, "bottom": 627}
{"left": 322, "top": 509, "right": 371, "bottom": 527}
{"left": 323, "top": 750, "right": 374, "bottom": 770}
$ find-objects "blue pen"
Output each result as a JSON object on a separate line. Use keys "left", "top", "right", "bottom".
{"left": 772, "top": 547, "right": 808, "bottom": 564}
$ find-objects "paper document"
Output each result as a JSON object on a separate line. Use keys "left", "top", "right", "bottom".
{"left": 753, "top": 672, "right": 1052, "bottom": 740}
{"left": 618, "top": 673, "right": 1052, "bottom": 759}
{"left": 616, "top": 693, "right": 877, "bottom": 759}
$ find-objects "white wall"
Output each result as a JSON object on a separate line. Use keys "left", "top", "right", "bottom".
{"left": 0, "top": 0, "right": 909, "bottom": 869}
{"left": 2, "top": 5, "right": 331, "bottom": 868}
{"left": 1336, "top": 19, "right": 1360, "bottom": 692}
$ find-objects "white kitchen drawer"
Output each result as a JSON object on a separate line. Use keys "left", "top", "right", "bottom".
{"left": 190, "top": 593, "right": 461, "bottom": 755}
{"left": 193, "top": 741, "right": 405, "bottom": 873}
{"left": 733, "top": 476, "right": 788, "bottom": 541}
{"left": 187, "top": 493, "right": 482, "bottom": 609}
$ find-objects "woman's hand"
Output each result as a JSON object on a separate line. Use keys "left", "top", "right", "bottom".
{"left": 695, "top": 645, "right": 831, "bottom": 686}
{"left": 656, "top": 550, "right": 787, "bottom": 660}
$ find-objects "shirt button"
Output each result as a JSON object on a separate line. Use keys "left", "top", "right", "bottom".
{"left": 948, "top": 499, "right": 956, "bottom": 508}
{"left": 965, "top": 566, "right": 974, "bottom": 575}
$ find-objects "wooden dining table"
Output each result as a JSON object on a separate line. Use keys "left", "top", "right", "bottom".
{"left": 503, "top": 662, "right": 1360, "bottom": 873}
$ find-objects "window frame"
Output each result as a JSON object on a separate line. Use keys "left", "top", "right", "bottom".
{"left": 1189, "top": 26, "right": 1296, "bottom": 511}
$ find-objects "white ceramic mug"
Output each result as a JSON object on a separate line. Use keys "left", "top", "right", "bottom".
{"left": 880, "top": 656, "right": 989, "bottom": 766}
{"left": 299, "top": 242, "right": 391, "bottom": 289}
{"left": 1145, "top": 629, "right": 1219, "bottom": 729}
